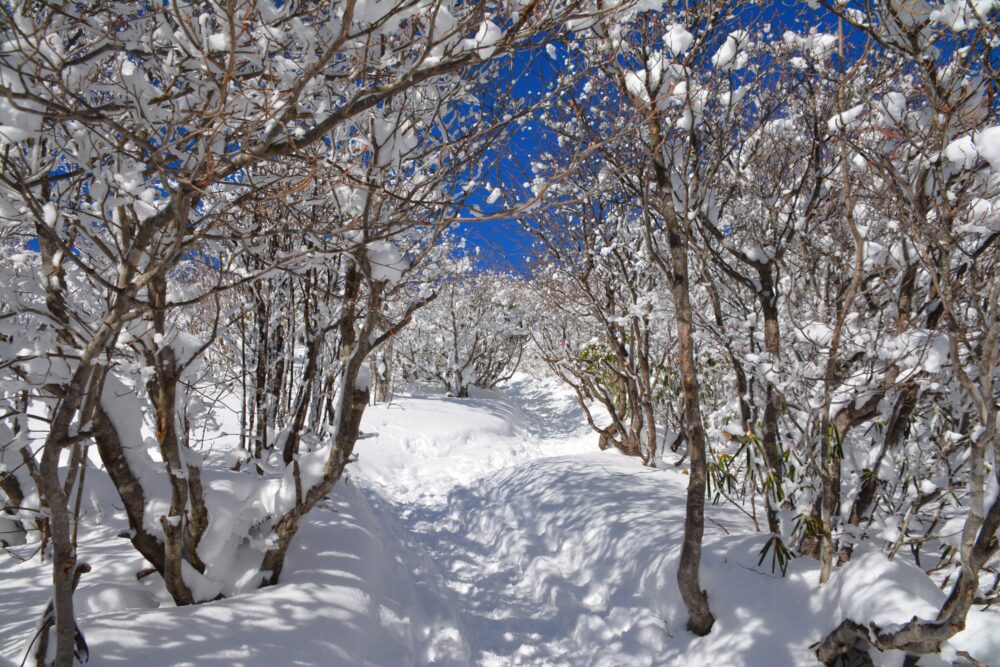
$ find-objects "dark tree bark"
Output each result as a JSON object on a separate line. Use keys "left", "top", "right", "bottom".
{"left": 667, "top": 224, "right": 716, "bottom": 636}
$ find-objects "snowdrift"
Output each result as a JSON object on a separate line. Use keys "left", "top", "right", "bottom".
{"left": 1, "top": 473, "right": 468, "bottom": 667}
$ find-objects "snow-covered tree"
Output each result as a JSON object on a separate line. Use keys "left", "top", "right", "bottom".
{"left": 525, "top": 0, "right": 769, "bottom": 634}
{"left": 520, "top": 172, "right": 675, "bottom": 466}
{"left": 395, "top": 270, "right": 529, "bottom": 397}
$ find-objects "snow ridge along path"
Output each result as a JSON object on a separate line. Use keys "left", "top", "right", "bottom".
{"left": 2, "top": 375, "right": 997, "bottom": 666}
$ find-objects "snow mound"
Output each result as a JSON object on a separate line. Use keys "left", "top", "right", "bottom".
{"left": 819, "top": 548, "right": 944, "bottom": 629}
{"left": 10, "top": 479, "right": 468, "bottom": 667}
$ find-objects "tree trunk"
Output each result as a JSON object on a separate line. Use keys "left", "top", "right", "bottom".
{"left": 372, "top": 352, "right": 390, "bottom": 404}
{"left": 34, "top": 316, "right": 124, "bottom": 665}
{"left": 838, "top": 385, "right": 916, "bottom": 564}
{"left": 36, "top": 444, "right": 77, "bottom": 667}
{"left": 0, "top": 436, "right": 27, "bottom": 546}
{"left": 92, "top": 403, "right": 165, "bottom": 574}
{"left": 758, "top": 274, "right": 784, "bottom": 536}
{"left": 667, "top": 223, "right": 715, "bottom": 636}
{"left": 259, "top": 381, "right": 370, "bottom": 584}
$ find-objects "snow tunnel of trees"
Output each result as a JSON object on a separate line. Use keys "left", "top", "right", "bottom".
{"left": 0, "top": 1, "right": 998, "bottom": 666}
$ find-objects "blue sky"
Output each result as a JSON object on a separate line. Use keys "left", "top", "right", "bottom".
{"left": 447, "top": 38, "right": 567, "bottom": 274}
{"left": 451, "top": 2, "right": 837, "bottom": 274}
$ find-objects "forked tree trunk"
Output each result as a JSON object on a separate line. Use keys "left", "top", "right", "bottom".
{"left": 260, "top": 381, "right": 370, "bottom": 584}
{"left": 35, "top": 312, "right": 128, "bottom": 666}
{"left": 645, "top": 109, "right": 715, "bottom": 633}
{"left": 121, "top": 276, "right": 212, "bottom": 605}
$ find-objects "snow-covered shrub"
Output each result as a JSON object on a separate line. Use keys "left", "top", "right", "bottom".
{"left": 395, "top": 272, "right": 529, "bottom": 398}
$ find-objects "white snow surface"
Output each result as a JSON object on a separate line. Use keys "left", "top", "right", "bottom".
{"left": 975, "top": 126, "right": 1000, "bottom": 170}
{"left": 2, "top": 374, "right": 998, "bottom": 666}
{"left": 664, "top": 24, "right": 694, "bottom": 55}
{"left": 827, "top": 104, "right": 866, "bottom": 133}
{"left": 352, "top": 380, "right": 590, "bottom": 507}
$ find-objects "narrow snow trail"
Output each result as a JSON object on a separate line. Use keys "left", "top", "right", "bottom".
{"left": 350, "top": 376, "right": 597, "bottom": 508}
{"left": 351, "top": 378, "right": 810, "bottom": 667}
{"left": 363, "top": 456, "right": 707, "bottom": 667}
{"left": 355, "top": 378, "right": 1000, "bottom": 666}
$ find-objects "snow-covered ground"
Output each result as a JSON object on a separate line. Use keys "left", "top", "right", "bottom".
{"left": 2, "top": 375, "right": 997, "bottom": 666}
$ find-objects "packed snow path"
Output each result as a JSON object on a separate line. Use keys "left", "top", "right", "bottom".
{"left": 2, "top": 376, "right": 997, "bottom": 666}
{"left": 350, "top": 377, "right": 999, "bottom": 667}
{"left": 350, "top": 379, "right": 819, "bottom": 666}
{"left": 359, "top": 384, "right": 724, "bottom": 665}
